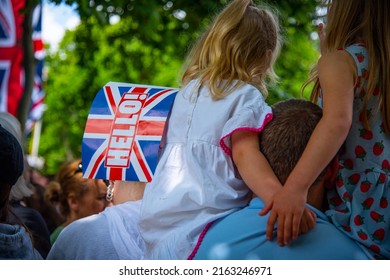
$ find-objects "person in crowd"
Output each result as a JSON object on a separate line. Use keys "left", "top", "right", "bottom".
{"left": 138, "top": 0, "right": 317, "bottom": 260}
{"left": 0, "top": 112, "right": 33, "bottom": 200}
{"left": 261, "top": 0, "right": 390, "bottom": 259}
{"left": 191, "top": 99, "right": 372, "bottom": 259}
{"left": 45, "top": 159, "right": 108, "bottom": 244}
{"left": 0, "top": 125, "right": 42, "bottom": 259}
{"left": 47, "top": 180, "right": 145, "bottom": 259}
{"left": 24, "top": 177, "right": 65, "bottom": 235}
{"left": 0, "top": 112, "right": 51, "bottom": 258}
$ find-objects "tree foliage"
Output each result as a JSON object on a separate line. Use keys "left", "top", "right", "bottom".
{"left": 38, "top": 0, "right": 322, "bottom": 175}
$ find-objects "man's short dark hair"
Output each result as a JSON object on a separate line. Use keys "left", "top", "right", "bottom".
{"left": 259, "top": 99, "right": 322, "bottom": 185}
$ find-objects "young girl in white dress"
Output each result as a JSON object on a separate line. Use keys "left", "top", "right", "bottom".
{"left": 138, "top": 0, "right": 315, "bottom": 259}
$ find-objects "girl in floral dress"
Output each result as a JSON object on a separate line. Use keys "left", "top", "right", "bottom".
{"left": 261, "top": 0, "right": 390, "bottom": 259}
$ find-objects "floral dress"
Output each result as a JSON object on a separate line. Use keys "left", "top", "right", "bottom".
{"left": 325, "top": 44, "right": 390, "bottom": 259}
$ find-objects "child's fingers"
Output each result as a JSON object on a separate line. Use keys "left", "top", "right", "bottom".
{"left": 276, "top": 215, "right": 285, "bottom": 246}
{"left": 308, "top": 208, "right": 317, "bottom": 229}
{"left": 318, "top": 23, "right": 324, "bottom": 37}
{"left": 292, "top": 214, "right": 301, "bottom": 241}
{"left": 310, "top": 208, "right": 317, "bottom": 221}
{"left": 259, "top": 201, "right": 272, "bottom": 216}
{"left": 261, "top": 201, "right": 276, "bottom": 241}
{"left": 300, "top": 219, "right": 309, "bottom": 234}
{"left": 299, "top": 208, "right": 317, "bottom": 234}
{"left": 318, "top": 22, "right": 326, "bottom": 54}
{"left": 282, "top": 215, "right": 293, "bottom": 245}
{"left": 266, "top": 210, "right": 277, "bottom": 241}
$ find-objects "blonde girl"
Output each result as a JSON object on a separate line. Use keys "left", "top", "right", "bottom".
{"left": 139, "top": 0, "right": 315, "bottom": 260}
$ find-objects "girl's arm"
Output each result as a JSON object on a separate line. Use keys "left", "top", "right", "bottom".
{"left": 231, "top": 130, "right": 282, "bottom": 203}
{"left": 232, "top": 127, "right": 316, "bottom": 244}
{"left": 261, "top": 50, "right": 356, "bottom": 245}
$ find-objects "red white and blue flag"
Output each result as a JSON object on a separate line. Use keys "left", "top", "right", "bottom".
{"left": 0, "top": 0, "right": 44, "bottom": 133}
{"left": 0, "top": 0, "right": 25, "bottom": 116}
{"left": 26, "top": 1, "right": 45, "bottom": 133}
{"left": 82, "top": 82, "right": 178, "bottom": 182}
{"left": 0, "top": 0, "right": 17, "bottom": 48}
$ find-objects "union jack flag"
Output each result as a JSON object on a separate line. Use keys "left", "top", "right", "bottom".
{"left": 82, "top": 82, "right": 178, "bottom": 182}
{"left": 0, "top": 0, "right": 24, "bottom": 116}
{"left": 0, "top": 0, "right": 16, "bottom": 48}
{"left": 26, "top": 1, "right": 45, "bottom": 134}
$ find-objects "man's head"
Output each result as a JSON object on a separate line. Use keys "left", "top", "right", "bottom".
{"left": 259, "top": 99, "right": 328, "bottom": 209}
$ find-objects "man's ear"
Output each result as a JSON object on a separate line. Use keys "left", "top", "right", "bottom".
{"left": 324, "top": 156, "right": 339, "bottom": 189}
{"left": 67, "top": 193, "right": 79, "bottom": 212}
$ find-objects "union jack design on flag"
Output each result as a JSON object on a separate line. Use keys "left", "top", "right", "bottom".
{"left": 0, "top": 0, "right": 24, "bottom": 116}
{"left": 26, "top": 1, "right": 45, "bottom": 133}
{"left": 82, "top": 82, "right": 178, "bottom": 182}
{"left": 0, "top": 0, "right": 16, "bottom": 48}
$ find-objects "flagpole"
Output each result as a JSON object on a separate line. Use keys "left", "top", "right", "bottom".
{"left": 31, "top": 119, "right": 41, "bottom": 158}
{"left": 28, "top": 118, "right": 44, "bottom": 169}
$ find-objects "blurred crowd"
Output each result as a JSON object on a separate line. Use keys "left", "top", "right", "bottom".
{"left": 0, "top": 112, "right": 110, "bottom": 259}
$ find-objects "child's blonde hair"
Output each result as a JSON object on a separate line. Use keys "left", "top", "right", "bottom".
{"left": 306, "top": 0, "right": 390, "bottom": 133}
{"left": 181, "top": 0, "right": 281, "bottom": 100}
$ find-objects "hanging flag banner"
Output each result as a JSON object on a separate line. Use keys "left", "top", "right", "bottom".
{"left": 26, "top": 1, "right": 45, "bottom": 134}
{"left": 0, "top": 0, "right": 25, "bottom": 116}
{"left": 82, "top": 82, "right": 178, "bottom": 182}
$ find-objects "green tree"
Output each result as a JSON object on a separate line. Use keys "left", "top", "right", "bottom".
{"left": 40, "top": 15, "right": 185, "bottom": 174}
{"left": 39, "top": 0, "right": 322, "bottom": 175}
{"left": 265, "top": 0, "right": 321, "bottom": 103}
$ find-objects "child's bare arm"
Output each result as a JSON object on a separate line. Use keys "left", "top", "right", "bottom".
{"left": 261, "top": 50, "right": 356, "bottom": 245}
{"left": 231, "top": 130, "right": 282, "bottom": 203}
{"left": 232, "top": 130, "right": 316, "bottom": 245}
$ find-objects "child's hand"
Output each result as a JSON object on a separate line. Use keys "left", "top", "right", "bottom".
{"left": 318, "top": 22, "right": 326, "bottom": 54}
{"left": 259, "top": 187, "right": 308, "bottom": 246}
{"left": 299, "top": 206, "right": 316, "bottom": 234}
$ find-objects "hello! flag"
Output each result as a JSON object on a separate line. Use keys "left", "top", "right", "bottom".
{"left": 82, "top": 82, "right": 178, "bottom": 182}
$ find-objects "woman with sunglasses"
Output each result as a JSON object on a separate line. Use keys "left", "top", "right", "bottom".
{"left": 44, "top": 159, "right": 108, "bottom": 245}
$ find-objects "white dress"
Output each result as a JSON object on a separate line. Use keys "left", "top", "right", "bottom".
{"left": 47, "top": 200, "right": 144, "bottom": 260}
{"left": 139, "top": 79, "right": 273, "bottom": 259}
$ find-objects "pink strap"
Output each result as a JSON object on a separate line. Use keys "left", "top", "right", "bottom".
{"left": 187, "top": 222, "right": 213, "bottom": 260}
